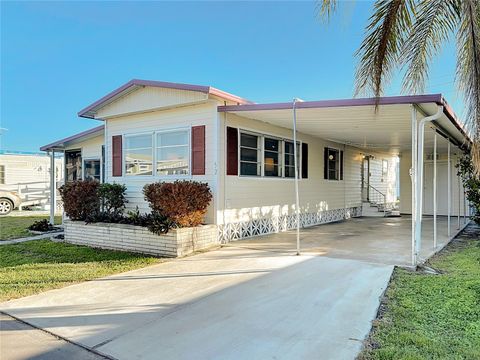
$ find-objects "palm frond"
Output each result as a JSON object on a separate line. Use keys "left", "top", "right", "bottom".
{"left": 316, "top": 0, "right": 338, "bottom": 23}
{"left": 402, "top": 0, "right": 460, "bottom": 94}
{"left": 355, "top": 0, "right": 415, "bottom": 98}
{"left": 456, "top": 0, "right": 480, "bottom": 174}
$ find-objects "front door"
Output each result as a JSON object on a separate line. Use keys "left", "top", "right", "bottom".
{"left": 362, "top": 157, "right": 370, "bottom": 201}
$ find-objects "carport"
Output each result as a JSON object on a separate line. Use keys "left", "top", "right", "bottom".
{"left": 228, "top": 216, "right": 467, "bottom": 266}
{"left": 218, "top": 94, "right": 472, "bottom": 266}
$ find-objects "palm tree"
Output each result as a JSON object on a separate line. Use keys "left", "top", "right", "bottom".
{"left": 318, "top": 0, "right": 480, "bottom": 174}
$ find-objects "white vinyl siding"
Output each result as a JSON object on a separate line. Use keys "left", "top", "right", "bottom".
{"left": 96, "top": 86, "right": 208, "bottom": 119}
{"left": 400, "top": 150, "right": 465, "bottom": 216}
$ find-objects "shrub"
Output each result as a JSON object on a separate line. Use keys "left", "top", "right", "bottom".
{"left": 457, "top": 155, "right": 480, "bottom": 223}
{"left": 59, "top": 180, "right": 100, "bottom": 221}
{"left": 143, "top": 180, "right": 212, "bottom": 227}
{"left": 28, "top": 219, "right": 55, "bottom": 232}
{"left": 84, "top": 207, "right": 171, "bottom": 234}
{"left": 145, "top": 212, "right": 170, "bottom": 235}
{"left": 98, "top": 183, "right": 127, "bottom": 216}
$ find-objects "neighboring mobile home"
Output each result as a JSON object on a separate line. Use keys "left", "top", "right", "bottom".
{"left": 41, "top": 79, "right": 472, "bottom": 264}
{"left": 0, "top": 150, "right": 63, "bottom": 212}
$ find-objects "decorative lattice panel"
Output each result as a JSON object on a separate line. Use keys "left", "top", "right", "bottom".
{"left": 218, "top": 206, "right": 362, "bottom": 243}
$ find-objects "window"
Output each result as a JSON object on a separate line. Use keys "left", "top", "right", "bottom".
{"left": 284, "top": 141, "right": 300, "bottom": 178}
{"left": 84, "top": 159, "right": 101, "bottom": 181}
{"left": 264, "top": 137, "right": 281, "bottom": 177}
{"left": 240, "top": 133, "right": 261, "bottom": 176}
{"left": 0, "top": 165, "right": 4, "bottom": 184}
{"left": 125, "top": 134, "right": 153, "bottom": 176}
{"left": 156, "top": 130, "right": 189, "bottom": 175}
{"left": 65, "top": 150, "right": 82, "bottom": 181}
{"left": 324, "top": 147, "right": 342, "bottom": 180}
{"left": 238, "top": 130, "right": 302, "bottom": 178}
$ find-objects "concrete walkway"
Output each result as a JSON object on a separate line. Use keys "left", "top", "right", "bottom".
{"left": 0, "top": 231, "right": 63, "bottom": 245}
{"left": 1, "top": 246, "right": 393, "bottom": 360}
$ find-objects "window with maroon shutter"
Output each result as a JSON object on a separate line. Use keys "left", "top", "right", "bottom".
{"left": 112, "top": 135, "right": 122, "bottom": 177}
{"left": 191, "top": 125, "right": 205, "bottom": 175}
{"left": 226, "top": 127, "right": 238, "bottom": 175}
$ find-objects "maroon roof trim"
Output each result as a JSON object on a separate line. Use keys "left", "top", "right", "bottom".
{"left": 78, "top": 79, "right": 253, "bottom": 119}
{"left": 217, "top": 94, "right": 443, "bottom": 112}
{"left": 40, "top": 125, "right": 104, "bottom": 151}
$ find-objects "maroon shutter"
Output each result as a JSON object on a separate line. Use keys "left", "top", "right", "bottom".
{"left": 226, "top": 127, "right": 238, "bottom": 175}
{"left": 324, "top": 147, "right": 328, "bottom": 179}
{"left": 112, "top": 135, "right": 122, "bottom": 177}
{"left": 301, "top": 143, "right": 308, "bottom": 179}
{"left": 340, "top": 150, "right": 344, "bottom": 180}
{"left": 191, "top": 125, "right": 206, "bottom": 175}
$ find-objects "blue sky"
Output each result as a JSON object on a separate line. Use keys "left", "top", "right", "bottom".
{"left": 1, "top": 1, "right": 461, "bottom": 152}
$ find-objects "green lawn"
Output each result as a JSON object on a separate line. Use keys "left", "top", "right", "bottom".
{"left": 0, "top": 240, "right": 161, "bottom": 302}
{"left": 0, "top": 215, "right": 62, "bottom": 240}
{"left": 360, "top": 225, "right": 480, "bottom": 360}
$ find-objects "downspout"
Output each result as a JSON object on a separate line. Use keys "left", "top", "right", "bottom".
{"left": 414, "top": 105, "right": 443, "bottom": 264}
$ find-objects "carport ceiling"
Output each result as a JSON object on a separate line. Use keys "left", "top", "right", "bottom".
{"left": 219, "top": 97, "right": 469, "bottom": 154}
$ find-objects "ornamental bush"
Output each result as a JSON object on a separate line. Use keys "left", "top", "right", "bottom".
{"left": 59, "top": 180, "right": 100, "bottom": 221}
{"left": 143, "top": 180, "right": 213, "bottom": 227}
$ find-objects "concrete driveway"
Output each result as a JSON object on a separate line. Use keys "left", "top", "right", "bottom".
{"left": 1, "top": 246, "right": 392, "bottom": 360}
{"left": 231, "top": 216, "right": 462, "bottom": 266}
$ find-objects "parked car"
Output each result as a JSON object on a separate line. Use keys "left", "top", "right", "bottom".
{"left": 0, "top": 191, "right": 21, "bottom": 215}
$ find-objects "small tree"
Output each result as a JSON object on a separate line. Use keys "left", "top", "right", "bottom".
{"left": 457, "top": 154, "right": 480, "bottom": 224}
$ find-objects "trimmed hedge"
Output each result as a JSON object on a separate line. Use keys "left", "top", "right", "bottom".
{"left": 143, "top": 180, "right": 212, "bottom": 227}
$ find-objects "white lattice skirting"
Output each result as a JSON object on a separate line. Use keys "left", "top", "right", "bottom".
{"left": 218, "top": 206, "right": 362, "bottom": 243}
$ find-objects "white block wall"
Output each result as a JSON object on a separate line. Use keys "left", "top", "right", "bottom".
{"left": 64, "top": 220, "right": 218, "bottom": 257}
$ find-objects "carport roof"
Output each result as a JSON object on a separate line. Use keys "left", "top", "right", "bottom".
{"left": 218, "top": 94, "right": 471, "bottom": 153}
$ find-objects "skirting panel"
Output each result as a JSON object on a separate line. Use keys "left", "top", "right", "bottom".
{"left": 218, "top": 206, "right": 362, "bottom": 243}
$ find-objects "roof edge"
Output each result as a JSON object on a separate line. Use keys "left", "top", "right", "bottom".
{"left": 217, "top": 94, "right": 443, "bottom": 112}
{"left": 78, "top": 79, "right": 252, "bottom": 119}
{"left": 40, "top": 125, "right": 104, "bottom": 151}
